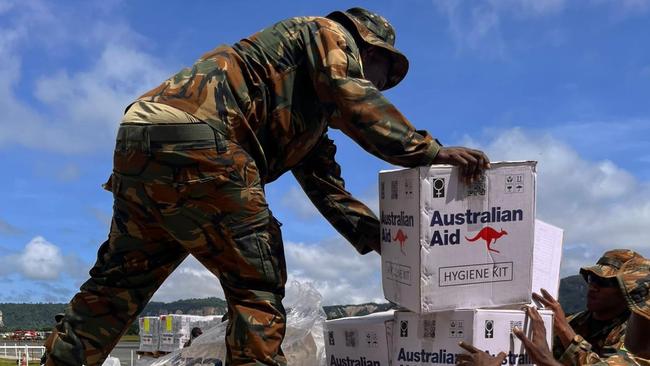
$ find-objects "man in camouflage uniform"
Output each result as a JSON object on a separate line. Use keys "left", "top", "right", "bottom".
{"left": 43, "top": 7, "right": 490, "bottom": 366}
{"left": 547, "top": 250, "right": 643, "bottom": 361}
{"left": 512, "top": 256, "right": 650, "bottom": 366}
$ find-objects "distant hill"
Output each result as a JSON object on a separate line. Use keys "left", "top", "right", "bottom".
{"left": 0, "top": 298, "right": 227, "bottom": 332}
{"left": 139, "top": 297, "right": 228, "bottom": 317}
{"left": 0, "top": 276, "right": 587, "bottom": 331}
{"left": 0, "top": 303, "right": 66, "bottom": 331}
{"left": 558, "top": 274, "right": 587, "bottom": 315}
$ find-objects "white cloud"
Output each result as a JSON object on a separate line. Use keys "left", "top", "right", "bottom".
{"left": 0, "top": 0, "right": 17, "bottom": 15}
{"left": 434, "top": 0, "right": 650, "bottom": 51}
{"left": 0, "top": 236, "right": 87, "bottom": 281}
{"left": 494, "top": 0, "right": 565, "bottom": 16}
{"left": 150, "top": 236, "right": 384, "bottom": 306}
{"left": 0, "top": 1, "right": 171, "bottom": 153}
{"left": 592, "top": 0, "right": 650, "bottom": 15}
{"left": 285, "top": 238, "right": 383, "bottom": 305}
{"left": 34, "top": 41, "right": 169, "bottom": 129}
{"left": 432, "top": 0, "right": 565, "bottom": 57}
{"left": 624, "top": 0, "right": 650, "bottom": 11}
{"left": 433, "top": 1, "right": 506, "bottom": 58}
{"left": 280, "top": 186, "right": 320, "bottom": 219}
{"left": 547, "top": 120, "right": 650, "bottom": 155}
{"left": 463, "top": 128, "right": 650, "bottom": 275}
{"left": 88, "top": 207, "right": 112, "bottom": 226}
{"left": 151, "top": 256, "right": 226, "bottom": 303}
{"left": 280, "top": 184, "right": 379, "bottom": 220}
{"left": 56, "top": 164, "right": 81, "bottom": 182}
{"left": 19, "top": 236, "right": 65, "bottom": 280}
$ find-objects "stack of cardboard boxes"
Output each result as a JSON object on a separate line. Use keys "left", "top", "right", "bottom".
{"left": 138, "top": 314, "right": 222, "bottom": 353}
{"left": 325, "top": 162, "right": 565, "bottom": 366}
{"left": 138, "top": 316, "right": 161, "bottom": 353}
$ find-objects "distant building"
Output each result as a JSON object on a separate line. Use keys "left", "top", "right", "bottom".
{"left": 0, "top": 310, "right": 3, "bottom": 328}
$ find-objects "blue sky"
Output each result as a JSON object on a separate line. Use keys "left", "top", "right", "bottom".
{"left": 0, "top": 0, "right": 649, "bottom": 304}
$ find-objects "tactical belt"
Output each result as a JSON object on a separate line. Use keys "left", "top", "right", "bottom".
{"left": 118, "top": 123, "right": 217, "bottom": 142}
{"left": 117, "top": 123, "right": 227, "bottom": 152}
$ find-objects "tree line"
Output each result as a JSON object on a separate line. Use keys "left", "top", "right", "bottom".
{"left": 0, "top": 275, "right": 585, "bottom": 332}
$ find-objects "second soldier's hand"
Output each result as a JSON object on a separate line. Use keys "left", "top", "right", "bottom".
{"left": 513, "top": 306, "right": 562, "bottom": 366}
{"left": 432, "top": 147, "right": 490, "bottom": 183}
{"left": 457, "top": 341, "right": 506, "bottom": 366}
{"left": 533, "top": 289, "right": 576, "bottom": 347}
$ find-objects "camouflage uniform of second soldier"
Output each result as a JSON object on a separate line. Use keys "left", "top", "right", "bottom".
{"left": 560, "top": 257, "right": 650, "bottom": 366}
{"left": 44, "top": 8, "right": 442, "bottom": 366}
{"left": 554, "top": 250, "right": 643, "bottom": 363}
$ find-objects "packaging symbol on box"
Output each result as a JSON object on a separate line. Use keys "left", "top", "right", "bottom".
{"left": 393, "top": 309, "right": 553, "bottom": 366}
{"left": 324, "top": 311, "right": 395, "bottom": 366}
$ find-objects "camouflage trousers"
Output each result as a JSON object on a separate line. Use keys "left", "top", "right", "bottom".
{"left": 45, "top": 123, "right": 288, "bottom": 366}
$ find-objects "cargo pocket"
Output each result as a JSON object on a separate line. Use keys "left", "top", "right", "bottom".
{"left": 267, "top": 216, "right": 287, "bottom": 288}
{"left": 228, "top": 217, "right": 284, "bottom": 291}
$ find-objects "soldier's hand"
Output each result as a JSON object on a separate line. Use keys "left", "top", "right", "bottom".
{"left": 532, "top": 289, "right": 576, "bottom": 347}
{"left": 432, "top": 147, "right": 490, "bottom": 184}
{"left": 513, "top": 306, "right": 562, "bottom": 366}
{"left": 457, "top": 341, "right": 506, "bottom": 366}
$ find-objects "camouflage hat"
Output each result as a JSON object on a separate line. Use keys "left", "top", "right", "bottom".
{"left": 579, "top": 249, "right": 643, "bottom": 280}
{"left": 617, "top": 257, "right": 650, "bottom": 320}
{"left": 326, "top": 7, "right": 409, "bottom": 90}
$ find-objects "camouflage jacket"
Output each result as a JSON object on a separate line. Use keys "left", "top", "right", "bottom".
{"left": 555, "top": 310, "right": 629, "bottom": 364}
{"left": 135, "top": 16, "right": 440, "bottom": 254}
{"left": 561, "top": 344, "right": 650, "bottom": 366}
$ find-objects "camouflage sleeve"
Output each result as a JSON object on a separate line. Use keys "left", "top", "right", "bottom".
{"left": 305, "top": 19, "right": 441, "bottom": 168}
{"left": 291, "top": 135, "right": 379, "bottom": 255}
{"left": 560, "top": 336, "right": 609, "bottom": 366}
{"left": 554, "top": 313, "right": 581, "bottom": 359}
{"left": 561, "top": 351, "right": 645, "bottom": 366}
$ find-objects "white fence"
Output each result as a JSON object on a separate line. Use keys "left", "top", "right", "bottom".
{"left": 0, "top": 344, "right": 140, "bottom": 366}
{"left": 0, "top": 344, "right": 45, "bottom": 365}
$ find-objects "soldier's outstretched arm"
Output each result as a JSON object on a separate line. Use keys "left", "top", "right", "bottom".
{"left": 305, "top": 19, "right": 489, "bottom": 182}
{"left": 292, "top": 135, "right": 380, "bottom": 255}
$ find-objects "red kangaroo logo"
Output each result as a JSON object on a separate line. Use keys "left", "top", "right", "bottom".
{"left": 393, "top": 229, "right": 408, "bottom": 254}
{"left": 465, "top": 227, "right": 508, "bottom": 253}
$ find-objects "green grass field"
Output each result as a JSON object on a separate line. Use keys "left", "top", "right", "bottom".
{"left": 0, "top": 356, "right": 43, "bottom": 365}
{"left": 121, "top": 334, "right": 139, "bottom": 342}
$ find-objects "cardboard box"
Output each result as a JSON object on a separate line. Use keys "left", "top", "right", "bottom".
{"left": 380, "top": 162, "right": 539, "bottom": 312}
{"left": 324, "top": 311, "right": 395, "bottom": 366}
{"left": 393, "top": 309, "right": 553, "bottom": 366}
{"left": 159, "top": 314, "right": 206, "bottom": 352}
{"left": 138, "top": 316, "right": 160, "bottom": 353}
